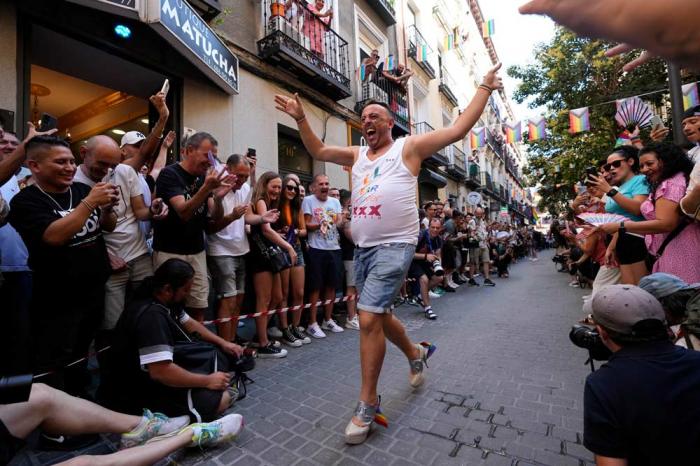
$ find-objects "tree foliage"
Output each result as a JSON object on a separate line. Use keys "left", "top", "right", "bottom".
{"left": 509, "top": 28, "right": 670, "bottom": 214}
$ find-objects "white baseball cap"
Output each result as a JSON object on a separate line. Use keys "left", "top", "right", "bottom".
{"left": 120, "top": 131, "right": 146, "bottom": 148}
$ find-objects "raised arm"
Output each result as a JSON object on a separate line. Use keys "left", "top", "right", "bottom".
{"left": 0, "top": 123, "right": 56, "bottom": 186}
{"left": 404, "top": 64, "right": 503, "bottom": 164}
{"left": 275, "top": 93, "right": 356, "bottom": 166}
{"left": 123, "top": 92, "right": 169, "bottom": 171}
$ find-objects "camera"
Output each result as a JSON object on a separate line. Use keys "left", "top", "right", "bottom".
{"left": 431, "top": 260, "right": 445, "bottom": 277}
{"left": 0, "top": 374, "right": 33, "bottom": 404}
{"left": 569, "top": 325, "right": 612, "bottom": 362}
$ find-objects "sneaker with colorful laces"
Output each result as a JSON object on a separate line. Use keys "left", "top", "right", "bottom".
{"left": 120, "top": 409, "right": 190, "bottom": 449}
{"left": 409, "top": 341, "right": 437, "bottom": 388}
{"left": 187, "top": 413, "right": 244, "bottom": 448}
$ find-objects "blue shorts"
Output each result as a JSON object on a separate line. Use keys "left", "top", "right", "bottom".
{"left": 353, "top": 243, "right": 416, "bottom": 314}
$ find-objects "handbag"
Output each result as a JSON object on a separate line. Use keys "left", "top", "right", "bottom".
{"left": 645, "top": 189, "right": 691, "bottom": 270}
{"left": 250, "top": 230, "right": 291, "bottom": 273}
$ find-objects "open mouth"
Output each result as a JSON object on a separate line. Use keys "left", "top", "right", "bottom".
{"left": 365, "top": 127, "right": 377, "bottom": 138}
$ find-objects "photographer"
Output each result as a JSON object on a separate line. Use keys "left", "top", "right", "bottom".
{"left": 408, "top": 218, "right": 444, "bottom": 320}
{"left": 583, "top": 285, "right": 700, "bottom": 465}
{"left": 0, "top": 382, "right": 242, "bottom": 465}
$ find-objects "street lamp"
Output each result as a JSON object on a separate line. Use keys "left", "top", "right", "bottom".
{"left": 667, "top": 61, "right": 688, "bottom": 145}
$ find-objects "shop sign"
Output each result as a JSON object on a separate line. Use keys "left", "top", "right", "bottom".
{"left": 148, "top": 0, "right": 239, "bottom": 94}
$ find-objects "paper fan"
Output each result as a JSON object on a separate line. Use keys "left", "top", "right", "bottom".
{"left": 496, "top": 231, "right": 510, "bottom": 240}
{"left": 615, "top": 97, "right": 653, "bottom": 128}
{"left": 576, "top": 212, "right": 628, "bottom": 226}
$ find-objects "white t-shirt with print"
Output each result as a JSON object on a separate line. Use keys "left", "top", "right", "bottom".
{"left": 302, "top": 195, "right": 342, "bottom": 250}
{"left": 207, "top": 183, "right": 251, "bottom": 257}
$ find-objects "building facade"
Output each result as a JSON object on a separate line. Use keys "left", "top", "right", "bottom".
{"left": 0, "top": 0, "right": 530, "bottom": 219}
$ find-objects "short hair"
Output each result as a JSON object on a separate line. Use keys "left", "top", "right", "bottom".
{"left": 185, "top": 131, "right": 218, "bottom": 151}
{"left": 423, "top": 201, "right": 435, "bottom": 210}
{"left": 312, "top": 173, "right": 329, "bottom": 185}
{"left": 339, "top": 188, "right": 351, "bottom": 204}
{"left": 599, "top": 319, "right": 670, "bottom": 346}
{"left": 25, "top": 135, "right": 70, "bottom": 161}
{"left": 429, "top": 217, "right": 442, "bottom": 227}
{"left": 226, "top": 153, "right": 250, "bottom": 168}
{"left": 361, "top": 100, "right": 394, "bottom": 119}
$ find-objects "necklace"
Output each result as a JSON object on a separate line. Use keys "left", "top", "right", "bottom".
{"left": 35, "top": 183, "right": 72, "bottom": 212}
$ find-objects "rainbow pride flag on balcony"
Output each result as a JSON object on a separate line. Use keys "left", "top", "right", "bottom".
{"left": 415, "top": 44, "right": 429, "bottom": 62}
{"left": 505, "top": 122, "right": 522, "bottom": 143}
{"left": 443, "top": 31, "right": 459, "bottom": 51}
{"left": 482, "top": 19, "right": 495, "bottom": 38}
{"left": 470, "top": 127, "right": 486, "bottom": 149}
{"left": 386, "top": 54, "right": 396, "bottom": 71}
{"left": 528, "top": 117, "right": 547, "bottom": 141}
{"left": 569, "top": 107, "right": 590, "bottom": 134}
{"left": 682, "top": 82, "right": 699, "bottom": 110}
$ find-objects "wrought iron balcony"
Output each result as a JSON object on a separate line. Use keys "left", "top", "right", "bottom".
{"left": 467, "top": 162, "right": 481, "bottom": 186}
{"left": 356, "top": 78, "right": 410, "bottom": 137}
{"left": 446, "top": 145, "right": 467, "bottom": 179}
{"left": 486, "top": 128, "right": 505, "bottom": 161}
{"left": 365, "top": 0, "right": 396, "bottom": 25}
{"left": 413, "top": 122, "right": 448, "bottom": 166}
{"left": 408, "top": 25, "right": 436, "bottom": 79}
{"left": 258, "top": 0, "right": 351, "bottom": 100}
{"left": 483, "top": 172, "right": 494, "bottom": 192}
{"left": 439, "top": 66, "right": 459, "bottom": 107}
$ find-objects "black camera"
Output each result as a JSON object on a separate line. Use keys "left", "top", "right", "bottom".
{"left": 0, "top": 374, "right": 33, "bottom": 404}
{"left": 569, "top": 325, "right": 612, "bottom": 363}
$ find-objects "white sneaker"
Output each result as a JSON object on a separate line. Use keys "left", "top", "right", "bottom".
{"left": 429, "top": 291, "right": 441, "bottom": 299}
{"left": 321, "top": 319, "right": 344, "bottom": 333}
{"left": 458, "top": 273, "right": 468, "bottom": 282}
{"left": 267, "top": 327, "right": 283, "bottom": 339}
{"left": 307, "top": 323, "right": 327, "bottom": 339}
{"left": 187, "top": 413, "right": 244, "bottom": 448}
{"left": 345, "top": 316, "right": 360, "bottom": 330}
{"left": 447, "top": 278, "right": 459, "bottom": 290}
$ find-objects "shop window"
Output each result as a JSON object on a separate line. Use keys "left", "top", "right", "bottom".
{"left": 278, "top": 124, "right": 313, "bottom": 184}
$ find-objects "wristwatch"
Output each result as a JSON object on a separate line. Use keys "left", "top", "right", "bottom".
{"left": 619, "top": 221, "right": 626, "bottom": 233}
{"left": 607, "top": 187, "right": 619, "bottom": 197}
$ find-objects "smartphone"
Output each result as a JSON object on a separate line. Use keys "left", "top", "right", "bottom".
{"left": 160, "top": 78, "right": 170, "bottom": 98}
{"left": 246, "top": 148, "right": 257, "bottom": 159}
{"left": 585, "top": 166, "right": 598, "bottom": 178}
{"left": 207, "top": 150, "right": 218, "bottom": 167}
{"left": 38, "top": 113, "right": 58, "bottom": 132}
{"left": 577, "top": 183, "right": 587, "bottom": 194}
{"left": 650, "top": 115, "right": 665, "bottom": 130}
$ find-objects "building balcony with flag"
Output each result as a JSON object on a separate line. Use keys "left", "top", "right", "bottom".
{"left": 355, "top": 73, "right": 411, "bottom": 138}
{"left": 486, "top": 128, "right": 505, "bottom": 161}
{"left": 414, "top": 121, "right": 449, "bottom": 167}
{"left": 439, "top": 65, "right": 459, "bottom": 108}
{"left": 467, "top": 160, "right": 481, "bottom": 187}
{"left": 408, "top": 25, "right": 437, "bottom": 79}
{"left": 257, "top": 0, "right": 352, "bottom": 101}
{"left": 445, "top": 144, "right": 467, "bottom": 179}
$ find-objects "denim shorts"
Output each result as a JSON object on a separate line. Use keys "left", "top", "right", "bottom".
{"left": 353, "top": 243, "right": 416, "bottom": 314}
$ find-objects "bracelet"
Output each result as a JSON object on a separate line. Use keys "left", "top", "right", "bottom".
{"left": 295, "top": 116, "right": 306, "bottom": 124}
{"left": 81, "top": 199, "right": 96, "bottom": 212}
{"left": 478, "top": 84, "right": 493, "bottom": 93}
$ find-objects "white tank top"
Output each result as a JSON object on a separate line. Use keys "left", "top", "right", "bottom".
{"left": 351, "top": 137, "right": 418, "bottom": 247}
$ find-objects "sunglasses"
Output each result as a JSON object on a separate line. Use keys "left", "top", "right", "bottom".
{"left": 603, "top": 159, "right": 625, "bottom": 172}
{"left": 286, "top": 184, "right": 299, "bottom": 192}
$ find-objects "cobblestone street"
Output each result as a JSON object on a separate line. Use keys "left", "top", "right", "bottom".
{"left": 181, "top": 252, "right": 594, "bottom": 466}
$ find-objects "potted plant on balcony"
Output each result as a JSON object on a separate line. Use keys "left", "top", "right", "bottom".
{"left": 271, "top": 0, "right": 285, "bottom": 18}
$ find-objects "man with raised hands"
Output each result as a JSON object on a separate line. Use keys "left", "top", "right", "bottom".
{"left": 274, "top": 63, "right": 503, "bottom": 444}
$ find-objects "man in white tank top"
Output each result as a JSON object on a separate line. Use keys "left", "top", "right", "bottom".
{"left": 275, "top": 63, "right": 503, "bottom": 444}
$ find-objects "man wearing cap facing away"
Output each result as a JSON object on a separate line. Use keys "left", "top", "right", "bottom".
{"left": 584, "top": 285, "right": 700, "bottom": 466}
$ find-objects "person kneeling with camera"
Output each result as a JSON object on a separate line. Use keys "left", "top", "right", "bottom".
{"left": 408, "top": 218, "right": 444, "bottom": 320}
{"left": 100, "top": 259, "right": 254, "bottom": 423}
{"left": 584, "top": 285, "right": 700, "bottom": 465}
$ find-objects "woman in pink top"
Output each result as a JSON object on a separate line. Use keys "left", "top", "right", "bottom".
{"left": 303, "top": 0, "right": 332, "bottom": 58}
{"left": 600, "top": 143, "right": 700, "bottom": 283}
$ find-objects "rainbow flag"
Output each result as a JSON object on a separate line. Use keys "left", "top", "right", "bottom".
{"left": 528, "top": 117, "right": 547, "bottom": 141}
{"left": 505, "top": 122, "right": 522, "bottom": 144}
{"left": 386, "top": 54, "right": 395, "bottom": 71}
{"left": 482, "top": 19, "right": 495, "bottom": 38}
{"left": 415, "top": 44, "right": 428, "bottom": 62}
{"left": 682, "top": 83, "right": 699, "bottom": 110}
{"left": 443, "top": 31, "right": 458, "bottom": 51}
{"left": 470, "top": 127, "right": 486, "bottom": 149}
{"left": 358, "top": 63, "right": 366, "bottom": 81}
{"left": 569, "top": 107, "right": 590, "bottom": 134}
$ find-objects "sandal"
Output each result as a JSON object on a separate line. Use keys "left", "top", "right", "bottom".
{"left": 424, "top": 308, "right": 437, "bottom": 320}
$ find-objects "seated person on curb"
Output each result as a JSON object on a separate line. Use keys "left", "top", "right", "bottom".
{"left": 408, "top": 218, "right": 444, "bottom": 320}
{"left": 100, "top": 259, "right": 245, "bottom": 423}
{"left": 0, "top": 382, "right": 242, "bottom": 466}
{"left": 584, "top": 284, "right": 700, "bottom": 466}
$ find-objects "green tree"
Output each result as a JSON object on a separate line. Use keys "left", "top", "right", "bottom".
{"left": 509, "top": 28, "right": 670, "bottom": 214}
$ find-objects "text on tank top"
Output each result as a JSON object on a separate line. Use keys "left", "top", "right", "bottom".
{"left": 351, "top": 137, "right": 418, "bottom": 248}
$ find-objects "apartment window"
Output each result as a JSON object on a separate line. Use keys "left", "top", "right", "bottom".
{"left": 278, "top": 124, "right": 313, "bottom": 183}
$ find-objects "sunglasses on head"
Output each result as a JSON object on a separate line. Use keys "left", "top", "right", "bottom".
{"left": 603, "top": 159, "right": 625, "bottom": 172}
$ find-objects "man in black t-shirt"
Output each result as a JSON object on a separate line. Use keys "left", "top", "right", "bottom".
{"left": 8, "top": 136, "right": 118, "bottom": 395}
{"left": 153, "top": 132, "right": 230, "bottom": 321}
{"left": 408, "top": 218, "right": 443, "bottom": 320}
{"left": 584, "top": 285, "right": 700, "bottom": 465}
{"left": 101, "top": 259, "right": 244, "bottom": 422}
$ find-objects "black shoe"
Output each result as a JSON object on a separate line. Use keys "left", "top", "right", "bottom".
{"left": 468, "top": 278, "right": 480, "bottom": 286}
{"left": 257, "top": 342, "right": 288, "bottom": 359}
{"left": 281, "top": 327, "right": 302, "bottom": 347}
{"left": 484, "top": 279, "right": 496, "bottom": 287}
{"left": 443, "top": 286, "right": 456, "bottom": 293}
{"left": 424, "top": 307, "right": 437, "bottom": 320}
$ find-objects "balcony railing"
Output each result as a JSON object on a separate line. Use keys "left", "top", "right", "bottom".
{"left": 468, "top": 162, "right": 481, "bottom": 186}
{"left": 408, "top": 25, "right": 436, "bottom": 79}
{"left": 356, "top": 78, "right": 410, "bottom": 136}
{"left": 258, "top": 0, "right": 351, "bottom": 100}
{"left": 439, "top": 66, "right": 459, "bottom": 107}
{"left": 486, "top": 128, "right": 505, "bottom": 161}
{"left": 483, "top": 172, "right": 494, "bottom": 192}
{"left": 446, "top": 145, "right": 467, "bottom": 179}
{"left": 413, "top": 122, "right": 449, "bottom": 166}
{"left": 365, "top": 0, "right": 396, "bottom": 24}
